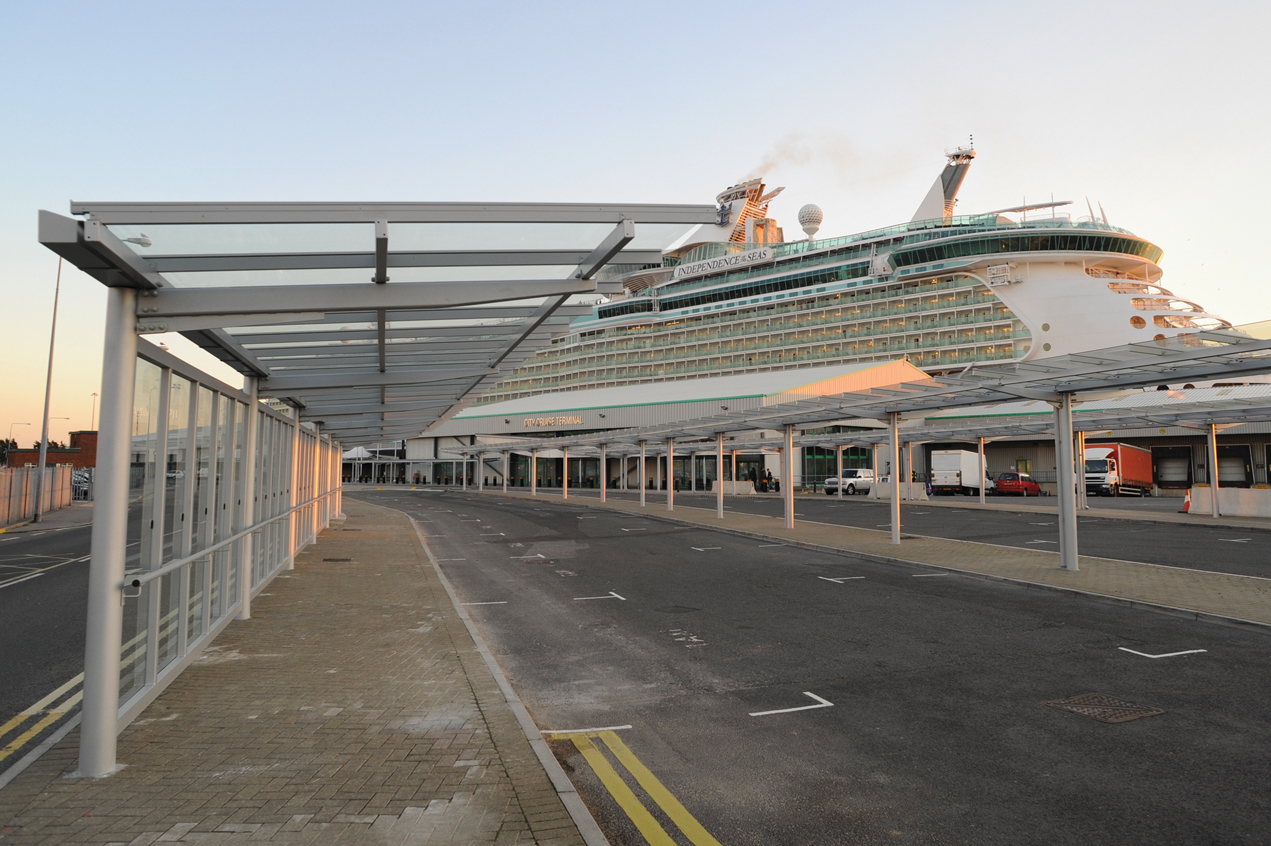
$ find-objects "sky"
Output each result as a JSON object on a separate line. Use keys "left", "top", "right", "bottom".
{"left": 2, "top": 0, "right": 1268, "bottom": 447}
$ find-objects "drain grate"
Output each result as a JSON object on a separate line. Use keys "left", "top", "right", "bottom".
{"left": 1044, "top": 693, "right": 1164, "bottom": 723}
{"left": 322, "top": 558, "right": 353, "bottom": 562}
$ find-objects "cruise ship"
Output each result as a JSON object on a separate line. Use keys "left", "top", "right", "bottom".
{"left": 478, "top": 148, "right": 1230, "bottom": 404}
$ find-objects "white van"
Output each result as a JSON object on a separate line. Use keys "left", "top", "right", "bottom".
{"left": 824, "top": 469, "right": 875, "bottom": 495}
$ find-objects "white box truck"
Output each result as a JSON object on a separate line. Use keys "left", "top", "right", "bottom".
{"left": 931, "top": 449, "right": 991, "bottom": 496}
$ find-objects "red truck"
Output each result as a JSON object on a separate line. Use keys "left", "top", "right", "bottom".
{"left": 1083, "top": 442, "right": 1153, "bottom": 496}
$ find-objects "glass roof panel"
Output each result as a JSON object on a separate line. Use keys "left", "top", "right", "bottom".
{"left": 162, "top": 264, "right": 577, "bottom": 288}
{"left": 107, "top": 224, "right": 374, "bottom": 255}
{"left": 107, "top": 221, "right": 695, "bottom": 257}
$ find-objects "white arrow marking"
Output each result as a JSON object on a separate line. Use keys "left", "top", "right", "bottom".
{"left": 1118, "top": 647, "right": 1208, "bottom": 659}
{"left": 818, "top": 576, "right": 865, "bottom": 583}
{"left": 574, "top": 591, "right": 626, "bottom": 601}
{"left": 750, "top": 692, "right": 834, "bottom": 717}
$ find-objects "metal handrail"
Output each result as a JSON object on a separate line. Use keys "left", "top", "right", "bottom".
{"left": 123, "top": 488, "right": 340, "bottom": 590}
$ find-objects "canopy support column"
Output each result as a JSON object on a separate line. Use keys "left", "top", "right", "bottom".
{"left": 600, "top": 444, "right": 607, "bottom": 503}
{"left": 1208, "top": 422, "right": 1221, "bottom": 518}
{"left": 503, "top": 452, "right": 509, "bottom": 493}
{"left": 979, "top": 436, "right": 987, "bottom": 505}
{"left": 1055, "top": 393, "right": 1080, "bottom": 570}
{"left": 890, "top": 413, "right": 901, "bottom": 544}
{"left": 837, "top": 444, "right": 844, "bottom": 499}
{"left": 639, "top": 441, "right": 646, "bottom": 507}
{"left": 716, "top": 432, "right": 725, "bottom": 519}
{"left": 1076, "top": 431, "right": 1088, "bottom": 510}
{"left": 477, "top": 454, "right": 484, "bottom": 491}
{"left": 666, "top": 439, "right": 675, "bottom": 511}
{"left": 784, "top": 424, "right": 795, "bottom": 529}
{"left": 562, "top": 447, "right": 569, "bottom": 500}
{"left": 531, "top": 450, "right": 538, "bottom": 497}
{"left": 79, "top": 287, "right": 138, "bottom": 778}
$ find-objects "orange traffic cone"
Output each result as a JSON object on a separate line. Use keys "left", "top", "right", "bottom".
{"left": 1180, "top": 489, "right": 1191, "bottom": 514}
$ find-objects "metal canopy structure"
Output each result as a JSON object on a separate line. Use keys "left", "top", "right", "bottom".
{"left": 40, "top": 201, "right": 716, "bottom": 442}
{"left": 464, "top": 325, "right": 1271, "bottom": 571}
{"left": 499, "top": 326, "right": 1271, "bottom": 450}
{"left": 37, "top": 196, "right": 716, "bottom": 781}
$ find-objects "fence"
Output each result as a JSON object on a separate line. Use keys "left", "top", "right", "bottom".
{"left": 0, "top": 465, "right": 74, "bottom": 527}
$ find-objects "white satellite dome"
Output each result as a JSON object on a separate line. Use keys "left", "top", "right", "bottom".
{"left": 797, "top": 203, "right": 823, "bottom": 240}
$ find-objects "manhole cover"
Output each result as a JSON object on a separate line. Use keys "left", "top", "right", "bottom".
{"left": 322, "top": 558, "right": 353, "bottom": 562}
{"left": 1044, "top": 693, "right": 1164, "bottom": 723}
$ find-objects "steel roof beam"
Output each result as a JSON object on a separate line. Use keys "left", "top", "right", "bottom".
{"left": 67, "top": 201, "right": 718, "bottom": 226}
{"left": 235, "top": 325, "right": 524, "bottom": 345}
{"left": 145, "top": 248, "right": 665, "bottom": 273}
{"left": 142, "top": 277, "right": 597, "bottom": 319}
{"left": 259, "top": 366, "right": 496, "bottom": 393}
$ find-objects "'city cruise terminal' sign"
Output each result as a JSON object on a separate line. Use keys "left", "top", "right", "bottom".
{"left": 523, "top": 415, "right": 584, "bottom": 428}
{"left": 672, "top": 247, "right": 773, "bottom": 280}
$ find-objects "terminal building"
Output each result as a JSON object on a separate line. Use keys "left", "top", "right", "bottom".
{"left": 395, "top": 151, "right": 1265, "bottom": 494}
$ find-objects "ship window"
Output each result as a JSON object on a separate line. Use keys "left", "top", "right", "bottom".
{"left": 1130, "top": 316, "right": 1147, "bottom": 328}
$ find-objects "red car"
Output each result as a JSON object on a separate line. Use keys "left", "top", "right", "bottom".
{"left": 994, "top": 471, "right": 1042, "bottom": 496}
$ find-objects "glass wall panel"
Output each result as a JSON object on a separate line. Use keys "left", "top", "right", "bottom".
{"left": 121, "top": 359, "right": 162, "bottom": 704}
{"left": 158, "top": 376, "right": 192, "bottom": 674}
{"left": 212, "top": 397, "right": 233, "bottom": 620}
{"left": 188, "top": 386, "right": 215, "bottom": 642}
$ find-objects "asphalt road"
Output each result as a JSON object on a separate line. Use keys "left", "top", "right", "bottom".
{"left": 352, "top": 488, "right": 1271, "bottom": 846}
{"left": 534, "top": 488, "right": 1271, "bottom": 579}
{"left": 0, "top": 523, "right": 92, "bottom": 724}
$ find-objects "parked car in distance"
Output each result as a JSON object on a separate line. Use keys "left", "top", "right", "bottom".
{"left": 824, "top": 469, "right": 874, "bottom": 495}
{"left": 994, "top": 471, "right": 1041, "bottom": 496}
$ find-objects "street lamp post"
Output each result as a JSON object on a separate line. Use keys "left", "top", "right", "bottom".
{"left": 90, "top": 393, "right": 98, "bottom": 430}
{"left": 32, "top": 258, "right": 63, "bottom": 524}
{"left": 33, "top": 417, "right": 69, "bottom": 521}
{"left": 6, "top": 422, "right": 31, "bottom": 466}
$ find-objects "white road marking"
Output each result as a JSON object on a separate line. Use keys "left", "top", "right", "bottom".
{"left": 691, "top": 546, "right": 721, "bottom": 552}
{"left": 620, "top": 528, "right": 646, "bottom": 532}
{"left": 541, "top": 724, "right": 632, "bottom": 734}
{"left": 818, "top": 576, "right": 864, "bottom": 583}
{"left": 573, "top": 591, "right": 626, "bottom": 601}
{"left": 577, "top": 516, "right": 598, "bottom": 519}
{"left": 912, "top": 573, "right": 949, "bottom": 577}
{"left": 480, "top": 533, "right": 505, "bottom": 536}
{"left": 910, "top": 511, "right": 930, "bottom": 514}
{"left": 758, "top": 543, "right": 785, "bottom": 548}
{"left": 437, "top": 558, "right": 467, "bottom": 561}
{"left": 460, "top": 520, "right": 481, "bottom": 522}
{"left": 1218, "top": 538, "right": 1251, "bottom": 543}
{"left": 0, "top": 572, "right": 44, "bottom": 589}
{"left": 750, "top": 691, "right": 834, "bottom": 717}
{"left": 511, "top": 554, "right": 546, "bottom": 559}
{"left": 1030, "top": 522, "right": 1055, "bottom": 525}
{"left": 1026, "top": 540, "right": 1057, "bottom": 544}
{"left": 1118, "top": 647, "right": 1208, "bottom": 659}
{"left": 462, "top": 601, "right": 508, "bottom": 606}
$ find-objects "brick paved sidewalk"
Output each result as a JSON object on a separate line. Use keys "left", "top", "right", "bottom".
{"left": 0, "top": 499, "right": 594, "bottom": 845}
{"left": 492, "top": 490, "right": 1271, "bottom": 629}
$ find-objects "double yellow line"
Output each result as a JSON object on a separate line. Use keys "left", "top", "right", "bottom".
{"left": 548, "top": 729, "right": 722, "bottom": 846}
{"left": 0, "top": 673, "right": 83, "bottom": 768}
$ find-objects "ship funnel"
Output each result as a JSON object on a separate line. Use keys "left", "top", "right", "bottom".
{"left": 911, "top": 146, "right": 976, "bottom": 224}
